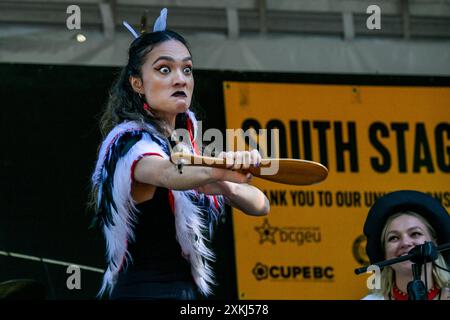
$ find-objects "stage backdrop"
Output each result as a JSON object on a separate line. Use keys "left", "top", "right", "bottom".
{"left": 223, "top": 82, "right": 450, "bottom": 299}
{"left": 1, "top": 63, "right": 448, "bottom": 299}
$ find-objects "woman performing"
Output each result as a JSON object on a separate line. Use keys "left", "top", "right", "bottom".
{"left": 90, "top": 8, "right": 269, "bottom": 300}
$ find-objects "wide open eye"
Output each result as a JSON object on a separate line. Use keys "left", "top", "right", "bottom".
{"left": 157, "top": 66, "right": 170, "bottom": 74}
{"left": 183, "top": 66, "right": 192, "bottom": 74}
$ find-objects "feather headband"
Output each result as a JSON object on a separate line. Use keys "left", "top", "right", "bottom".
{"left": 122, "top": 7, "right": 168, "bottom": 39}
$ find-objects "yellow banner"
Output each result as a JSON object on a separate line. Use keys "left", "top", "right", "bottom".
{"left": 223, "top": 81, "right": 450, "bottom": 299}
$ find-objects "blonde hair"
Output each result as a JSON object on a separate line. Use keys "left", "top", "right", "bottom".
{"left": 373, "top": 211, "right": 450, "bottom": 297}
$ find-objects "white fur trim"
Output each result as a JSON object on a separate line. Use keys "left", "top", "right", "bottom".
{"left": 172, "top": 190, "right": 217, "bottom": 296}
{"left": 93, "top": 119, "right": 223, "bottom": 297}
{"left": 94, "top": 125, "right": 167, "bottom": 296}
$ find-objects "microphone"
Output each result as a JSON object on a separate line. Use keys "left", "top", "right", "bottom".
{"left": 408, "top": 241, "right": 438, "bottom": 264}
{"left": 355, "top": 242, "right": 450, "bottom": 275}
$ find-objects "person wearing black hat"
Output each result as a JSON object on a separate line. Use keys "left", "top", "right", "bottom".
{"left": 362, "top": 190, "right": 449, "bottom": 300}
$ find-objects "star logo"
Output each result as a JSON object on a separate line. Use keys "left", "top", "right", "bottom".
{"left": 254, "top": 218, "right": 278, "bottom": 244}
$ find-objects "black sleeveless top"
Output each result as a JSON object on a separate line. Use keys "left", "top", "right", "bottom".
{"left": 110, "top": 187, "right": 197, "bottom": 299}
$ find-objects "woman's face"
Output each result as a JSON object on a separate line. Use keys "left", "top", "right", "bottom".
{"left": 132, "top": 39, "right": 194, "bottom": 126}
{"left": 384, "top": 214, "right": 433, "bottom": 274}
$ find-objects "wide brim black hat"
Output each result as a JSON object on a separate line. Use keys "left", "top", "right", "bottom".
{"left": 364, "top": 190, "right": 450, "bottom": 265}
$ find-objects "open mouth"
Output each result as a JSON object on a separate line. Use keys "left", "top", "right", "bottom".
{"left": 172, "top": 91, "right": 187, "bottom": 98}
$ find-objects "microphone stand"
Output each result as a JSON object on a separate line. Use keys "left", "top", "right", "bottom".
{"left": 407, "top": 263, "right": 426, "bottom": 300}
{"left": 355, "top": 242, "right": 450, "bottom": 300}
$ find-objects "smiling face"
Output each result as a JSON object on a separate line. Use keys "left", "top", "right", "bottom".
{"left": 383, "top": 213, "right": 434, "bottom": 274}
{"left": 130, "top": 39, "right": 194, "bottom": 128}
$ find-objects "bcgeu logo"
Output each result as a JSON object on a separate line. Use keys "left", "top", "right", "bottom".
{"left": 254, "top": 218, "right": 321, "bottom": 246}
{"left": 252, "top": 262, "right": 334, "bottom": 281}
